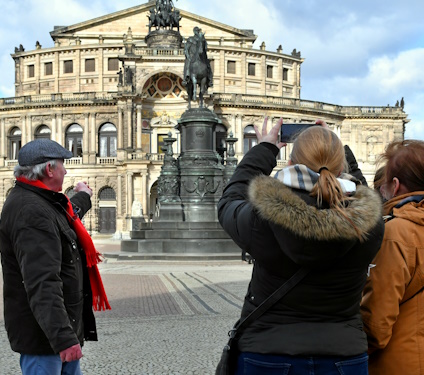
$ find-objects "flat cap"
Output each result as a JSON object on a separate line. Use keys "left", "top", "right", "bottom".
{"left": 18, "top": 139, "right": 73, "bottom": 167}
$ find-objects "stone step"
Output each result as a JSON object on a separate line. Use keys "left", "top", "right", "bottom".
{"left": 121, "top": 238, "right": 241, "bottom": 254}
{"left": 103, "top": 252, "right": 242, "bottom": 261}
{"left": 130, "top": 229, "right": 231, "bottom": 240}
{"left": 133, "top": 221, "right": 225, "bottom": 230}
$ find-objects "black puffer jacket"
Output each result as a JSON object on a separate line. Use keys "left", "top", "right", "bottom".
{"left": 0, "top": 181, "right": 97, "bottom": 355}
{"left": 218, "top": 143, "right": 384, "bottom": 356}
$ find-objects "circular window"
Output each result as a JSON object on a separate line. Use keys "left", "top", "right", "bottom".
{"left": 157, "top": 77, "right": 173, "bottom": 92}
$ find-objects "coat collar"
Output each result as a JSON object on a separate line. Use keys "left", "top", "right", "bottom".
{"left": 15, "top": 180, "right": 68, "bottom": 209}
{"left": 248, "top": 175, "right": 382, "bottom": 242}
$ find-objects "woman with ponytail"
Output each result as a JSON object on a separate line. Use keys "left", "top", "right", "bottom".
{"left": 218, "top": 118, "right": 384, "bottom": 375}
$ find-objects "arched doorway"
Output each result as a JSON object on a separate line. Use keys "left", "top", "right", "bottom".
{"left": 98, "top": 187, "right": 116, "bottom": 233}
{"left": 215, "top": 124, "right": 227, "bottom": 163}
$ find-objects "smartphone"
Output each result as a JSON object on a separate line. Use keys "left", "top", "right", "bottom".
{"left": 280, "top": 123, "right": 317, "bottom": 143}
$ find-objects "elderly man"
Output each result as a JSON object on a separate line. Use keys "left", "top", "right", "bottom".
{"left": 0, "top": 139, "right": 110, "bottom": 375}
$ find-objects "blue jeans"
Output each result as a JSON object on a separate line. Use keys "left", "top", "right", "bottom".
{"left": 20, "top": 354, "right": 82, "bottom": 375}
{"left": 235, "top": 352, "right": 368, "bottom": 375}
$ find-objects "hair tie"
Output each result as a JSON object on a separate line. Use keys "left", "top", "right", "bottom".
{"left": 318, "top": 166, "right": 328, "bottom": 173}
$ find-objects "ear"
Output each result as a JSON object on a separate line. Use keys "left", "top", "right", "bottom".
{"left": 392, "top": 177, "right": 401, "bottom": 196}
{"left": 45, "top": 162, "right": 54, "bottom": 178}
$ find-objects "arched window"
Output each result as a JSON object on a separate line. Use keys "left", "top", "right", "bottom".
{"left": 99, "top": 187, "right": 116, "bottom": 200}
{"left": 8, "top": 127, "right": 22, "bottom": 160}
{"left": 99, "top": 123, "right": 117, "bottom": 157}
{"left": 243, "top": 125, "right": 257, "bottom": 154}
{"left": 35, "top": 125, "right": 51, "bottom": 140}
{"left": 215, "top": 124, "right": 227, "bottom": 163}
{"left": 65, "top": 124, "right": 83, "bottom": 157}
{"left": 64, "top": 186, "right": 76, "bottom": 199}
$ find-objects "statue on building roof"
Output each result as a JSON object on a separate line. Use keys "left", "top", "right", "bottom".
{"left": 291, "top": 48, "right": 301, "bottom": 58}
{"left": 400, "top": 97, "right": 405, "bottom": 109}
{"left": 147, "top": 0, "right": 180, "bottom": 32}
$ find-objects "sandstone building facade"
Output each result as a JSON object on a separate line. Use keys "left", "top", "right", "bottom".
{"left": 0, "top": 1, "right": 408, "bottom": 236}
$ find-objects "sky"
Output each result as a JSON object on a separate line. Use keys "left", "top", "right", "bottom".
{"left": 0, "top": 0, "right": 423, "bottom": 139}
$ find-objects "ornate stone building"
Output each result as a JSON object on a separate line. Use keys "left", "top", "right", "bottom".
{"left": 0, "top": 0, "right": 408, "bottom": 236}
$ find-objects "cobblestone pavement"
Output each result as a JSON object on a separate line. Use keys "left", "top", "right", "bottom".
{"left": 0, "top": 253, "right": 253, "bottom": 374}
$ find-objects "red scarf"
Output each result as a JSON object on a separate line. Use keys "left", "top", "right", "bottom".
{"left": 17, "top": 177, "right": 111, "bottom": 311}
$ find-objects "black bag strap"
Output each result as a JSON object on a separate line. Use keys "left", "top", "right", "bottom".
{"left": 228, "top": 266, "right": 309, "bottom": 340}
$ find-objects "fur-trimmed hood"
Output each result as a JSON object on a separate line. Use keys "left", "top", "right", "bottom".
{"left": 248, "top": 175, "right": 382, "bottom": 242}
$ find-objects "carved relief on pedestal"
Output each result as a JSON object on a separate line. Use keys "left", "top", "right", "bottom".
{"left": 182, "top": 175, "right": 220, "bottom": 200}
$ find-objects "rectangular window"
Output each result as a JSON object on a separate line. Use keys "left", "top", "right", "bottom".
{"left": 45, "top": 62, "right": 53, "bottom": 76}
{"left": 64, "top": 60, "right": 73, "bottom": 74}
{"left": 28, "top": 65, "right": 35, "bottom": 78}
{"left": 85, "top": 58, "right": 95, "bottom": 72}
{"left": 283, "top": 68, "right": 289, "bottom": 81}
{"left": 248, "top": 63, "right": 256, "bottom": 76}
{"left": 157, "top": 135, "right": 166, "bottom": 154}
{"left": 227, "top": 60, "right": 236, "bottom": 74}
{"left": 267, "top": 65, "right": 273, "bottom": 79}
{"left": 108, "top": 58, "right": 119, "bottom": 71}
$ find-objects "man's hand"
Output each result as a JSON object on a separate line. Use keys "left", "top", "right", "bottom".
{"left": 315, "top": 119, "right": 329, "bottom": 128}
{"left": 74, "top": 181, "right": 92, "bottom": 197}
{"left": 59, "top": 343, "right": 83, "bottom": 363}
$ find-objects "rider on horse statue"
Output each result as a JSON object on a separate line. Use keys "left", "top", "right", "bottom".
{"left": 182, "top": 27, "right": 213, "bottom": 108}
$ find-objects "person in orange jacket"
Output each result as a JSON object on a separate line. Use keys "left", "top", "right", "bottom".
{"left": 361, "top": 139, "right": 424, "bottom": 375}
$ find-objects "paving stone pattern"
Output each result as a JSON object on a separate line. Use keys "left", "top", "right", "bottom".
{"left": 0, "top": 259, "right": 252, "bottom": 375}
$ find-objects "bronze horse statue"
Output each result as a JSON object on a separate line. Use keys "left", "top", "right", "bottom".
{"left": 183, "top": 29, "right": 212, "bottom": 108}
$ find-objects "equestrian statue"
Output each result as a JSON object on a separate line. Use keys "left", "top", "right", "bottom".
{"left": 182, "top": 27, "right": 213, "bottom": 108}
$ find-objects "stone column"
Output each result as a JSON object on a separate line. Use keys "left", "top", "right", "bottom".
{"left": 58, "top": 114, "right": 63, "bottom": 145}
{"left": 51, "top": 116, "right": 57, "bottom": 141}
{"left": 141, "top": 170, "right": 147, "bottom": 219}
{"left": 75, "top": 49, "right": 81, "bottom": 92}
{"left": 117, "top": 174, "right": 122, "bottom": 215}
{"left": 98, "top": 48, "right": 104, "bottom": 92}
{"left": 152, "top": 128, "right": 158, "bottom": 153}
{"left": 127, "top": 101, "right": 133, "bottom": 150}
{"left": 278, "top": 57, "right": 283, "bottom": 97}
{"left": 235, "top": 115, "right": 243, "bottom": 156}
{"left": 35, "top": 53, "right": 40, "bottom": 95}
{"left": 118, "top": 108, "right": 123, "bottom": 149}
{"left": 0, "top": 118, "right": 5, "bottom": 166}
{"left": 83, "top": 113, "right": 89, "bottom": 164}
{"left": 54, "top": 51, "right": 60, "bottom": 93}
{"left": 241, "top": 52, "right": 246, "bottom": 90}
{"left": 261, "top": 54, "right": 266, "bottom": 94}
{"left": 126, "top": 172, "right": 133, "bottom": 217}
{"left": 219, "top": 50, "right": 225, "bottom": 92}
{"left": 26, "top": 116, "right": 32, "bottom": 143}
{"left": 21, "top": 116, "right": 27, "bottom": 145}
{"left": 136, "top": 105, "right": 142, "bottom": 150}
{"left": 90, "top": 113, "right": 96, "bottom": 163}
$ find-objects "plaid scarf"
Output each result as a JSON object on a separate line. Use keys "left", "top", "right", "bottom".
{"left": 274, "top": 164, "right": 357, "bottom": 195}
{"left": 17, "top": 177, "right": 111, "bottom": 311}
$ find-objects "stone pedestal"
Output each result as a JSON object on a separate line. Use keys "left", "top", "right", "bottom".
{"left": 177, "top": 108, "right": 224, "bottom": 222}
{"left": 122, "top": 107, "right": 241, "bottom": 257}
{"left": 145, "top": 29, "right": 183, "bottom": 49}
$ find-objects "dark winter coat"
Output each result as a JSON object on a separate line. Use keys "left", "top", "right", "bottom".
{"left": 218, "top": 143, "right": 384, "bottom": 356}
{"left": 0, "top": 181, "right": 97, "bottom": 355}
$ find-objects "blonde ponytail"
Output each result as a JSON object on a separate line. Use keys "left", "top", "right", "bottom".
{"left": 291, "top": 127, "right": 364, "bottom": 239}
